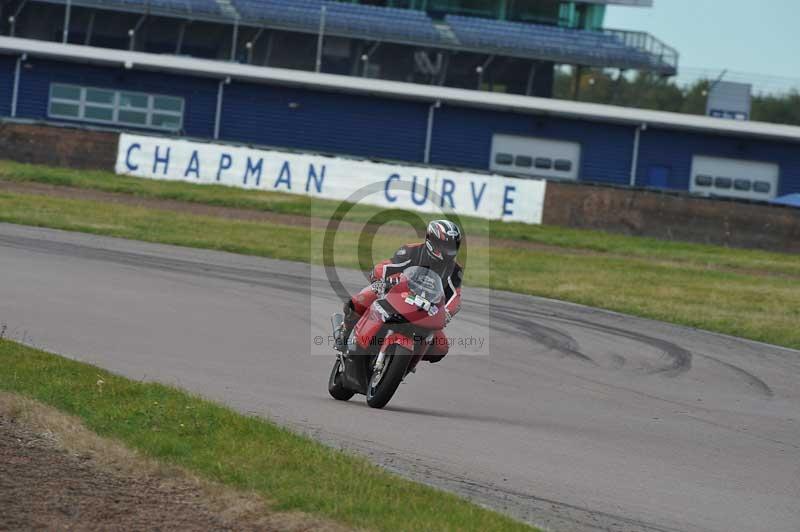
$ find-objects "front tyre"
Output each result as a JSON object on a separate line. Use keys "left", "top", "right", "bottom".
{"left": 328, "top": 358, "right": 355, "bottom": 401}
{"left": 366, "top": 345, "right": 412, "bottom": 409}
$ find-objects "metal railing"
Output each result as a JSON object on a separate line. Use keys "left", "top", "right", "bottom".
{"left": 603, "top": 28, "right": 679, "bottom": 73}
{"left": 15, "top": 0, "right": 678, "bottom": 75}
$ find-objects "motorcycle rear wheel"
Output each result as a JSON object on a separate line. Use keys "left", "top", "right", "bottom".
{"left": 328, "top": 358, "right": 355, "bottom": 401}
{"left": 366, "top": 345, "right": 412, "bottom": 409}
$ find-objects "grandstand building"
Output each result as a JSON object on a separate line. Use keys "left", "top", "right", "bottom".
{"left": 0, "top": 2, "right": 798, "bottom": 203}
{"left": 1, "top": 0, "right": 676, "bottom": 97}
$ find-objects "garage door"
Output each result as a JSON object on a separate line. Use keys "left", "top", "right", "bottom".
{"left": 690, "top": 156, "right": 779, "bottom": 201}
{"left": 490, "top": 134, "right": 581, "bottom": 180}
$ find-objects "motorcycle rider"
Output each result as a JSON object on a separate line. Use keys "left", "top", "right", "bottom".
{"left": 337, "top": 220, "right": 463, "bottom": 363}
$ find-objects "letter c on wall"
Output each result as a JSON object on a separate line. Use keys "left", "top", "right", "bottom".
{"left": 125, "top": 143, "right": 141, "bottom": 171}
{"left": 385, "top": 173, "right": 400, "bottom": 203}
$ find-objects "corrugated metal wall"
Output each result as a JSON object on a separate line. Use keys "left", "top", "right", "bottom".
{"left": 431, "top": 105, "right": 635, "bottom": 185}
{"left": 0, "top": 56, "right": 14, "bottom": 117}
{"left": 220, "top": 81, "right": 429, "bottom": 161}
{"left": 637, "top": 127, "right": 800, "bottom": 196}
{"left": 0, "top": 57, "right": 798, "bottom": 196}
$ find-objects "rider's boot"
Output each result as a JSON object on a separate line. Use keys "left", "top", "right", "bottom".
{"left": 335, "top": 302, "right": 361, "bottom": 353}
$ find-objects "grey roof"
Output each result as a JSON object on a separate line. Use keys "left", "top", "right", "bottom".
{"left": 2, "top": 36, "right": 799, "bottom": 144}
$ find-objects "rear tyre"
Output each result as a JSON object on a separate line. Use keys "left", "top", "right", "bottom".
{"left": 366, "top": 345, "right": 412, "bottom": 409}
{"left": 328, "top": 358, "right": 355, "bottom": 401}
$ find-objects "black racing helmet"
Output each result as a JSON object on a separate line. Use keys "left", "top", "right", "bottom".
{"left": 424, "top": 220, "right": 462, "bottom": 268}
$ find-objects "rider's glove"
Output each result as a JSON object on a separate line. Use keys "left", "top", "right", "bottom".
{"left": 370, "top": 280, "right": 386, "bottom": 295}
{"left": 371, "top": 275, "right": 399, "bottom": 296}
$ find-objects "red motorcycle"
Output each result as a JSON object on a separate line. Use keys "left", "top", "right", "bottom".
{"left": 328, "top": 266, "right": 446, "bottom": 409}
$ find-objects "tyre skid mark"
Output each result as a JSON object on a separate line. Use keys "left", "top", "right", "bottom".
{"left": 522, "top": 307, "right": 774, "bottom": 398}
{"left": 495, "top": 304, "right": 692, "bottom": 376}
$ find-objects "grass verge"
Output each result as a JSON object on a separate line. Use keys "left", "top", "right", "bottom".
{"left": 2, "top": 159, "right": 799, "bottom": 277}
{"left": 0, "top": 392, "right": 342, "bottom": 531}
{"left": 0, "top": 339, "right": 535, "bottom": 532}
{"left": 0, "top": 190, "right": 798, "bottom": 349}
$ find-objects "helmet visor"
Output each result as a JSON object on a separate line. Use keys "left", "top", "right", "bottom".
{"left": 428, "top": 238, "right": 459, "bottom": 261}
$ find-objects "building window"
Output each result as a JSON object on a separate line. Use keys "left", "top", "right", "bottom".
{"left": 554, "top": 159, "right": 572, "bottom": 172}
{"left": 514, "top": 155, "right": 533, "bottom": 168}
{"left": 753, "top": 181, "right": 772, "bottom": 194}
{"left": 695, "top": 174, "right": 713, "bottom": 187}
{"left": 714, "top": 177, "right": 732, "bottom": 189}
{"left": 494, "top": 153, "right": 514, "bottom": 165}
{"left": 535, "top": 157, "right": 553, "bottom": 169}
{"left": 48, "top": 83, "right": 184, "bottom": 131}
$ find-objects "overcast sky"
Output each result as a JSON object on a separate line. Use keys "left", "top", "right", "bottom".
{"left": 605, "top": 0, "right": 800, "bottom": 91}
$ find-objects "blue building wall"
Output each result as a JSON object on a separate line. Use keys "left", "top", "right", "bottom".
{"left": 430, "top": 105, "right": 636, "bottom": 186}
{"left": 1, "top": 56, "right": 799, "bottom": 196}
{"left": 637, "top": 127, "right": 800, "bottom": 196}
{"left": 13, "top": 58, "right": 218, "bottom": 138}
{"left": 0, "top": 55, "right": 15, "bottom": 117}
{"left": 220, "top": 81, "right": 429, "bottom": 162}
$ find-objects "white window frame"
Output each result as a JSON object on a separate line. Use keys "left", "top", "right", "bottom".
{"left": 48, "top": 83, "right": 184, "bottom": 132}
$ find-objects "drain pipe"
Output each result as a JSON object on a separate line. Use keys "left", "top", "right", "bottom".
{"left": 214, "top": 77, "right": 231, "bottom": 140}
{"left": 11, "top": 53, "right": 26, "bottom": 118}
{"left": 424, "top": 100, "right": 441, "bottom": 164}
{"left": 629, "top": 123, "right": 646, "bottom": 187}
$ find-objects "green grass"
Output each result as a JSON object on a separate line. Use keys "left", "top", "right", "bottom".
{"left": 0, "top": 191, "right": 798, "bottom": 349}
{"left": 0, "top": 339, "right": 534, "bottom": 531}
{"left": 3, "top": 159, "right": 799, "bottom": 278}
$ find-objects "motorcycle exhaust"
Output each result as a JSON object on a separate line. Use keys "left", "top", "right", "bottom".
{"left": 331, "top": 313, "right": 344, "bottom": 335}
{"left": 331, "top": 313, "right": 346, "bottom": 353}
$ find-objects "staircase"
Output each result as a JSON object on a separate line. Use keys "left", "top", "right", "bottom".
{"left": 434, "top": 23, "right": 460, "bottom": 46}
{"left": 215, "top": 0, "right": 240, "bottom": 20}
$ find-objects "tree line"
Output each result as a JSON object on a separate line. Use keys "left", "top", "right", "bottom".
{"left": 552, "top": 70, "right": 800, "bottom": 127}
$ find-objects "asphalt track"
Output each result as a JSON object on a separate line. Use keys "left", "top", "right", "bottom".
{"left": 0, "top": 222, "right": 798, "bottom": 532}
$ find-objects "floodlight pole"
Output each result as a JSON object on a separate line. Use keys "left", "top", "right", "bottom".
{"left": 361, "top": 42, "right": 380, "bottom": 77}
{"left": 525, "top": 61, "right": 537, "bottom": 96}
{"left": 476, "top": 55, "right": 494, "bottom": 90}
{"left": 264, "top": 31, "right": 275, "bottom": 66}
{"left": 315, "top": 5, "right": 327, "bottom": 73}
{"left": 62, "top": 0, "right": 72, "bottom": 43}
{"left": 175, "top": 21, "right": 187, "bottom": 54}
{"left": 84, "top": 11, "right": 95, "bottom": 45}
{"left": 572, "top": 65, "right": 583, "bottom": 100}
{"left": 230, "top": 19, "right": 239, "bottom": 61}
{"left": 246, "top": 27, "right": 265, "bottom": 64}
{"left": 128, "top": 16, "right": 146, "bottom": 51}
{"left": 9, "top": 0, "right": 30, "bottom": 37}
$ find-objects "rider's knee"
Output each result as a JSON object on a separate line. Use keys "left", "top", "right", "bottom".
{"left": 350, "top": 287, "right": 377, "bottom": 315}
{"left": 424, "top": 332, "right": 449, "bottom": 362}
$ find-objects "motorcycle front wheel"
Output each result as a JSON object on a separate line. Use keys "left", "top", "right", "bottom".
{"left": 366, "top": 345, "right": 412, "bottom": 409}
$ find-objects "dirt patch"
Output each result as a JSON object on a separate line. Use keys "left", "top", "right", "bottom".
{"left": 0, "top": 393, "right": 349, "bottom": 532}
{"left": 0, "top": 180, "right": 553, "bottom": 252}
